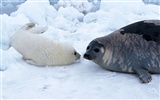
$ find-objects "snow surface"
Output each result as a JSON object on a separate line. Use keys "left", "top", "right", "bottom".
{"left": 1, "top": 0, "right": 160, "bottom": 99}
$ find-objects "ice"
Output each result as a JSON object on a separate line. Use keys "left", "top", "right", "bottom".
{"left": 1, "top": 0, "right": 160, "bottom": 99}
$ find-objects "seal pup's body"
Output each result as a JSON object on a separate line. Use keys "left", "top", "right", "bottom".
{"left": 11, "top": 23, "right": 80, "bottom": 66}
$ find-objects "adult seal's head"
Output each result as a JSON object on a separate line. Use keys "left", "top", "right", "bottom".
{"left": 84, "top": 19, "right": 160, "bottom": 83}
{"left": 84, "top": 41, "right": 105, "bottom": 61}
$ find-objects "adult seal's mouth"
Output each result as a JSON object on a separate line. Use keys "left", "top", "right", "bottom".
{"left": 83, "top": 53, "right": 92, "bottom": 60}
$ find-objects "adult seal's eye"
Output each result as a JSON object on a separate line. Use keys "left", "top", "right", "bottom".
{"left": 94, "top": 48, "right": 99, "bottom": 53}
{"left": 74, "top": 52, "right": 77, "bottom": 55}
{"left": 87, "top": 46, "right": 90, "bottom": 50}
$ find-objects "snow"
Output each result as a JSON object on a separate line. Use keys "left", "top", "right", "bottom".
{"left": 142, "top": 0, "right": 160, "bottom": 5}
{"left": 58, "top": 6, "right": 84, "bottom": 21}
{"left": 0, "top": 0, "right": 26, "bottom": 15}
{"left": 54, "top": 0, "right": 100, "bottom": 14}
{"left": 0, "top": 14, "right": 30, "bottom": 50}
{"left": 1, "top": 0, "right": 160, "bottom": 99}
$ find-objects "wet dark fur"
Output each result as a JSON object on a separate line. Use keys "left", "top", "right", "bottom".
{"left": 120, "top": 20, "right": 160, "bottom": 43}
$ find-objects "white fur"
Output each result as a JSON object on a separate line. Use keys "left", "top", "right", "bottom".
{"left": 11, "top": 23, "right": 80, "bottom": 66}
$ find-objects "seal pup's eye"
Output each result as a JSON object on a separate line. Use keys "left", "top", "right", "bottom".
{"left": 87, "top": 46, "right": 90, "bottom": 50}
{"left": 94, "top": 48, "right": 99, "bottom": 53}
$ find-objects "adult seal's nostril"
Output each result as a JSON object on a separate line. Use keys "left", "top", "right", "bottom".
{"left": 83, "top": 53, "right": 87, "bottom": 57}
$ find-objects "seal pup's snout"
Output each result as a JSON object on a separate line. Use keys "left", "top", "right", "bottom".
{"left": 75, "top": 51, "right": 81, "bottom": 60}
{"left": 77, "top": 53, "right": 81, "bottom": 60}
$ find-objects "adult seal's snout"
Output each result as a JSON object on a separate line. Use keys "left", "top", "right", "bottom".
{"left": 83, "top": 53, "right": 92, "bottom": 60}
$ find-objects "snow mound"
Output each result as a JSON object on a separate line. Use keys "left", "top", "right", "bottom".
{"left": 58, "top": 6, "right": 84, "bottom": 22}
{"left": 0, "top": 14, "right": 29, "bottom": 50}
{"left": 54, "top": 0, "right": 100, "bottom": 14}
{"left": 11, "top": 0, "right": 57, "bottom": 25}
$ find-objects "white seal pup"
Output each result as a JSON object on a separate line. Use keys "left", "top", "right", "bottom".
{"left": 11, "top": 23, "right": 80, "bottom": 66}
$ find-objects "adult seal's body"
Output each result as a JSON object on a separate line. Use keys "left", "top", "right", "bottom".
{"left": 84, "top": 20, "right": 160, "bottom": 83}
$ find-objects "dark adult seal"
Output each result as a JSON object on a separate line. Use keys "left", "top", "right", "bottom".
{"left": 84, "top": 20, "right": 160, "bottom": 83}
